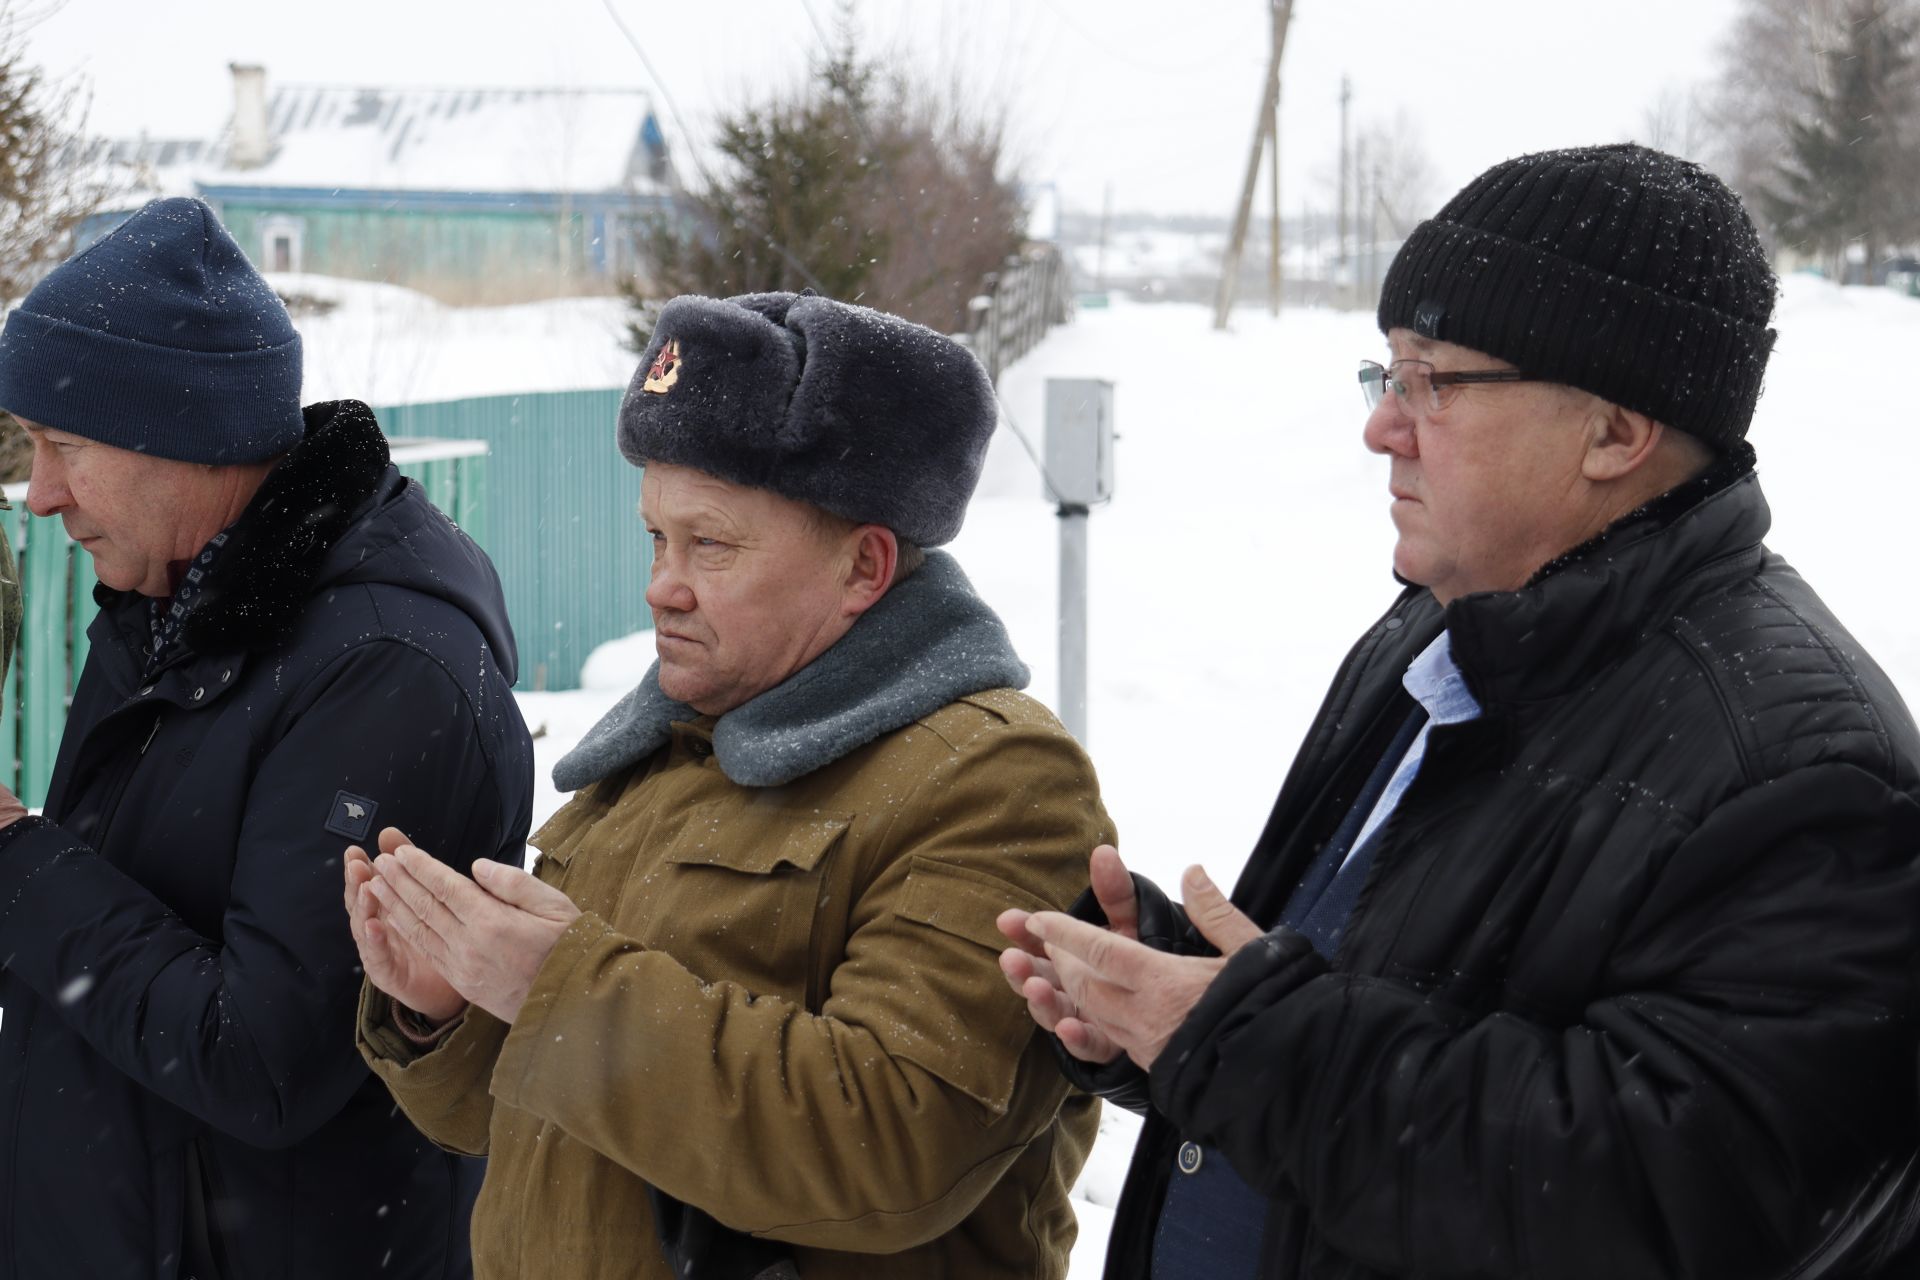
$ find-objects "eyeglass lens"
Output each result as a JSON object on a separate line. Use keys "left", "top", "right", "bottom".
{"left": 1358, "top": 360, "right": 1440, "bottom": 412}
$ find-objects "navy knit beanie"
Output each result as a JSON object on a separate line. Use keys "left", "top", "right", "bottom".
{"left": 0, "top": 197, "right": 303, "bottom": 463}
{"left": 1378, "top": 143, "right": 1778, "bottom": 451}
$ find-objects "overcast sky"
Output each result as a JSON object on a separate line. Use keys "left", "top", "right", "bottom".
{"left": 20, "top": 0, "right": 1745, "bottom": 220}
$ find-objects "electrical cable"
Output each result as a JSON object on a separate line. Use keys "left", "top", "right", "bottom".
{"left": 998, "top": 400, "right": 1112, "bottom": 511}
{"left": 598, "top": 0, "right": 829, "bottom": 293}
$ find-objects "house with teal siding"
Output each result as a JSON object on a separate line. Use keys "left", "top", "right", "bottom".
{"left": 86, "top": 66, "right": 675, "bottom": 303}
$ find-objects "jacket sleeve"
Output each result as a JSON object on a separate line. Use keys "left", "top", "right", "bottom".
{"left": 488, "top": 718, "right": 1109, "bottom": 1253}
{"left": 1150, "top": 761, "right": 1920, "bottom": 1280}
{"left": 357, "top": 985, "right": 509, "bottom": 1156}
{"left": 0, "top": 641, "right": 525, "bottom": 1150}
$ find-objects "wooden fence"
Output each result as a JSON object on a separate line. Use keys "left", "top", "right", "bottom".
{"left": 963, "top": 244, "right": 1075, "bottom": 383}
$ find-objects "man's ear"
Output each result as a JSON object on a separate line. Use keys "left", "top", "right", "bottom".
{"left": 1581, "top": 400, "right": 1664, "bottom": 484}
{"left": 842, "top": 524, "right": 898, "bottom": 618}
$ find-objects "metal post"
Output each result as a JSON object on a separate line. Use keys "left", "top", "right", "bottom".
{"left": 1058, "top": 502, "right": 1089, "bottom": 744}
{"left": 1044, "top": 378, "right": 1115, "bottom": 746}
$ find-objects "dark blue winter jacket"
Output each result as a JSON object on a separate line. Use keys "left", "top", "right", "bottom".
{"left": 0, "top": 400, "right": 533, "bottom": 1279}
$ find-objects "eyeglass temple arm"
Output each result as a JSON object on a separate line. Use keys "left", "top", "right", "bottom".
{"left": 1430, "top": 369, "right": 1531, "bottom": 387}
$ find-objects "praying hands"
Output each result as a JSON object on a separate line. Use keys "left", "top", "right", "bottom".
{"left": 343, "top": 826, "right": 581, "bottom": 1027}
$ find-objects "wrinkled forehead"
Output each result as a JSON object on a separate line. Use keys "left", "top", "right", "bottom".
{"left": 1383, "top": 328, "right": 1518, "bottom": 372}
{"left": 640, "top": 460, "right": 824, "bottom": 532}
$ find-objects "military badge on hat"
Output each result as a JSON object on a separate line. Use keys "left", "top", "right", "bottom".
{"left": 643, "top": 339, "right": 682, "bottom": 394}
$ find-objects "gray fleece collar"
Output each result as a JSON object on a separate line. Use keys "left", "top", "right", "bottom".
{"left": 552, "top": 551, "right": 1029, "bottom": 791}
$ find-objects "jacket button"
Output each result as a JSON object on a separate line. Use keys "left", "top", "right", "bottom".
{"left": 1383, "top": 617, "right": 1404, "bottom": 631}
{"left": 1176, "top": 1141, "right": 1203, "bottom": 1174}
{"left": 190, "top": 687, "right": 205, "bottom": 702}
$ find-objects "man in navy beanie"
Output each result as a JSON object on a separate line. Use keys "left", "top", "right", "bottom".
{"left": 1002, "top": 143, "right": 1920, "bottom": 1278}
{"left": 0, "top": 196, "right": 532, "bottom": 1278}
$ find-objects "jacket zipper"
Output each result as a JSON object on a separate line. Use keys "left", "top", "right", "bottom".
{"left": 85, "top": 708, "right": 164, "bottom": 859}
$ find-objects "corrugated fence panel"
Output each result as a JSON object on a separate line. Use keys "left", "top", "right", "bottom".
{"left": 374, "top": 389, "right": 649, "bottom": 692}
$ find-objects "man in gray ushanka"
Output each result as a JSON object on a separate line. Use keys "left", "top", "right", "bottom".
{"left": 350, "top": 291, "right": 1116, "bottom": 1279}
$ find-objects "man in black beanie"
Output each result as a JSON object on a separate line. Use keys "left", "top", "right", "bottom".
{"left": 1001, "top": 142, "right": 1920, "bottom": 1278}
{"left": 0, "top": 196, "right": 533, "bottom": 1278}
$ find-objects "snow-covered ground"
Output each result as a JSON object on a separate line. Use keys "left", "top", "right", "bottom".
{"left": 441, "top": 273, "right": 1918, "bottom": 1275}
{"left": 272, "top": 272, "right": 636, "bottom": 407}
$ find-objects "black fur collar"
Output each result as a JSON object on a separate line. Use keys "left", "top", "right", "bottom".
{"left": 173, "top": 400, "right": 391, "bottom": 654}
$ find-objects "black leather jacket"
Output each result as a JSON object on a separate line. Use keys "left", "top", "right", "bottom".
{"left": 1069, "top": 460, "right": 1920, "bottom": 1279}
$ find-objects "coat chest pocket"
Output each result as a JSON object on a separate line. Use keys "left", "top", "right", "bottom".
{"left": 626, "top": 807, "right": 853, "bottom": 1002}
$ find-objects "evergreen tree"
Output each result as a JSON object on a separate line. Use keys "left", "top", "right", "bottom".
{"left": 625, "top": 11, "right": 1025, "bottom": 348}
{"left": 1757, "top": 0, "right": 1920, "bottom": 279}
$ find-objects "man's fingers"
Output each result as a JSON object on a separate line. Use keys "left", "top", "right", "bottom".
{"left": 1181, "top": 865, "right": 1263, "bottom": 956}
{"left": 377, "top": 826, "right": 412, "bottom": 856}
{"left": 374, "top": 851, "right": 471, "bottom": 944}
{"left": 366, "top": 875, "right": 450, "bottom": 967}
{"left": 472, "top": 858, "right": 579, "bottom": 922}
{"left": 1026, "top": 910, "right": 1153, "bottom": 989}
{"left": 391, "top": 845, "right": 487, "bottom": 925}
{"left": 995, "top": 908, "right": 1051, "bottom": 957}
{"left": 998, "top": 946, "right": 1063, "bottom": 997}
{"left": 1055, "top": 1016, "right": 1123, "bottom": 1064}
{"left": 1089, "top": 845, "right": 1140, "bottom": 940}
{"left": 343, "top": 848, "right": 372, "bottom": 917}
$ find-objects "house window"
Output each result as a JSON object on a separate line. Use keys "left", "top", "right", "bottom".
{"left": 260, "top": 216, "right": 304, "bottom": 275}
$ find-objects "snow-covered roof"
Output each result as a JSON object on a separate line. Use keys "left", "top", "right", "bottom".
{"left": 88, "top": 84, "right": 669, "bottom": 202}
{"left": 198, "top": 84, "right": 668, "bottom": 195}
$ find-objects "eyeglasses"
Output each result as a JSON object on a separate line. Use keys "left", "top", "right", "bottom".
{"left": 1358, "top": 358, "right": 1541, "bottom": 414}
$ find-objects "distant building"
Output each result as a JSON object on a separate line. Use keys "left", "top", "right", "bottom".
{"left": 84, "top": 65, "right": 674, "bottom": 303}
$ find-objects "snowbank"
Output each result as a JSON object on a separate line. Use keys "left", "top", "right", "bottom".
{"left": 274, "top": 273, "right": 634, "bottom": 407}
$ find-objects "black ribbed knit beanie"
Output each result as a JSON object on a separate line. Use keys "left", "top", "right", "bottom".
{"left": 0, "top": 197, "right": 304, "bottom": 464}
{"left": 1377, "top": 143, "right": 1777, "bottom": 450}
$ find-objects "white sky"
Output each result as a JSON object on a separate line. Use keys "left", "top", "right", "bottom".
{"left": 20, "top": 0, "right": 1743, "bottom": 219}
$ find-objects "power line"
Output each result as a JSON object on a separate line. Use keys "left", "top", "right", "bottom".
{"left": 597, "top": 0, "right": 701, "bottom": 192}
{"left": 598, "top": 0, "right": 828, "bottom": 293}
{"left": 795, "top": 0, "right": 836, "bottom": 56}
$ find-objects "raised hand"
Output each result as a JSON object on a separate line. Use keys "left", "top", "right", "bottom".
{"left": 363, "top": 840, "right": 582, "bottom": 1025}
{"left": 996, "top": 843, "right": 1140, "bottom": 1064}
{"left": 343, "top": 826, "right": 467, "bottom": 1025}
{"left": 1009, "top": 863, "right": 1264, "bottom": 1071}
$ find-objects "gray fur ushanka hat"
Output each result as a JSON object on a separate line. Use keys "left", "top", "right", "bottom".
{"left": 617, "top": 291, "right": 997, "bottom": 547}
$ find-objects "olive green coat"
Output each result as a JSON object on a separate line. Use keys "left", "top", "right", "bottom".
{"left": 362, "top": 681, "right": 1112, "bottom": 1278}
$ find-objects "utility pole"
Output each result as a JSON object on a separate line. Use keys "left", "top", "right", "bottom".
{"left": 1267, "top": 80, "right": 1281, "bottom": 316}
{"left": 1095, "top": 181, "right": 1112, "bottom": 293}
{"left": 1213, "top": 0, "right": 1294, "bottom": 330}
{"left": 1337, "top": 74, "right": 1351, "bottom": 295}
{"left": 1355, "top": 134, "right": 1369, "bottom": 304}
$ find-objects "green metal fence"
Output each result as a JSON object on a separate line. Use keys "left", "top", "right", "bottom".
{"left": 371, "top": 389, "right": 650, "bottom": 693}
{"left": 0, "top": 437, "right": 492, "bottom": 807}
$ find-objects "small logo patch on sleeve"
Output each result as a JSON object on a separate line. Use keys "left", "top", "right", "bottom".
{"left": 325, "top": 791, "right": 379, "bottom": 843}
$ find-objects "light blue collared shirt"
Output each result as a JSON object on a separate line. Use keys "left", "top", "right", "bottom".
{"left": 1342, "top": 630, "right": 1483, "bottom": 871}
